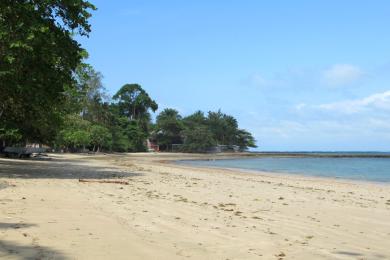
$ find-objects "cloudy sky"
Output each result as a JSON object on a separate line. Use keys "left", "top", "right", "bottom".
{"left": 79, "top": 0, "right": 390, "bottom": 151}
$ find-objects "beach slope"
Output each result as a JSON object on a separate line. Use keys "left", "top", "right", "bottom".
{"left": 0, "top": 153, "right": 389, "bottom": 259}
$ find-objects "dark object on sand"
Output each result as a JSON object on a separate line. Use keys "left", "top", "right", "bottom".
{"left": 3, "top": 147, "right": 47, "bottom": 158}
{"left": 78, "top": 179, "right": 129, "bottom": 185}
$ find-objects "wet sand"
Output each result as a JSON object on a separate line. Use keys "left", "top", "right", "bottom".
{"left": 1, "top": 153, "right": 390, "bottom": 259}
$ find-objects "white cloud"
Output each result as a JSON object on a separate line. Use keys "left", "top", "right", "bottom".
{"left": 250, "top": 73, "right": 269, "bottom": 87}
{"left": 322, "top": 64, "right": 364, "bottom": 86}
{"left": 317, "top": 90, "right": 390, "bottom": 114}
{"left": 294, "top": 103, "right": 307, "bottom": 111}
{"left": 245, "top": 73, "right": 283, "bottom": 88}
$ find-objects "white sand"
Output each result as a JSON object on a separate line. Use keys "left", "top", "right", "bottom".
{"left": 1, "top": 153, "right": 390, "bottom": 259}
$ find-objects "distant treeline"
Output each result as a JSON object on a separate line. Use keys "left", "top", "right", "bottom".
{"left": 0, "top": 1, "right": 256, "bottom": 153}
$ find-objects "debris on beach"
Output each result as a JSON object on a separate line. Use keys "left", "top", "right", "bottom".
{"left": 78, "top": 179, "right": 129, "bottom": 185}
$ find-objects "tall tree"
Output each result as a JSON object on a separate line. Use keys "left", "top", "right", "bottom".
{"left": 112, "top": 84, "right": 158, "bottom": 152}
{"left": 182, "top": 110, "right": 207, "bottom": 129}
{"left": 57, "top": 114, "right": 91, "bottom": 152}
{"left": 113, "top": 84, "right": 158, "bottom": 122}
{"left": 155, "top": 108, "right": 183, "bottom": 151}
{"left": 235, "top": 129, "right": 257, "bottom": 151}
{"left": 90, "top": 124, "right": 112, "bottom": 152}
{"left": 75, "top": 64, "right": 111, "bottom": 126}
{"left": 0, "top": 0, "right": 96, "bottom": 144}
{"left": 180, "top": 111, "right": 215, "bottom": 152}
{"left": 181, "top": 126, "right": 216, "bottom": 153}
{"left": 207, "top": 110, "right": 238, "bottom": 145}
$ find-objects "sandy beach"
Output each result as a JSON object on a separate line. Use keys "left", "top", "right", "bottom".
{"left": 1, "top": 153, "right": 390, "bottom": 260}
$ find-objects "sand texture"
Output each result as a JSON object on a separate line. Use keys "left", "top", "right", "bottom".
{"left": 1, "top": 153, "right": 390, "bottom": 259}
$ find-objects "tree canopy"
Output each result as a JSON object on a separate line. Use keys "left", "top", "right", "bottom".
{"left": 155, "top": 108, "right": 183, "bottom": 150}
{"left": 113, "top": 84, "right": 158, "bottom": 122}
{"left": 153, "top": 109, "right": 257, "bottom": 152}
{"left": 0, "top": 0, "right": 96, "bottom": 144}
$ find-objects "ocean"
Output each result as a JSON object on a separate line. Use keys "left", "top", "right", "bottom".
{"left": 179, "top": 154, "right": 390, "bottom": 183}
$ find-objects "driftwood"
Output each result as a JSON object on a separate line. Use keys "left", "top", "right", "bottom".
{"left": 78, "top": 179, "right": 129, "bottom": 185}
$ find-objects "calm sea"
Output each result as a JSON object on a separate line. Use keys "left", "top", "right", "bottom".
{"left": 179, "top": 154, "right": 390, "bottom": 183}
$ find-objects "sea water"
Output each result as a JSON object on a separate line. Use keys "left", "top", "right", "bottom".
{"left": 179, "top": 156, "right": 390, "bottom": 183}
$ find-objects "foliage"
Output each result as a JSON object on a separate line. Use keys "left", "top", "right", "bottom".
{"left": 207, "top": 110, "right": 238, "bottom": 145}
{"left": 90, "top": 124, "right": 112, "bottom": 152}
{"left": 155, "top": 109, "right": 257, "bottom": 152}
{"left": 0, "top": 0, "right": 95, "bottom": 143}
{"left": 0, "top": 128, "right": 22, "bottom": 147}
{"left": 155, "top": 108, "right": 183, "bottom": 151}
{"left": 235, "top": 129, "right": 257, "bottom": 151}
{"left": 181, "top": 125, "right": 216, "bottom": 153}
{"left": 108, "top": 84, "right": 158, "bottom": 152}
{"left": 57, "top": 114, "right": 91, "bottom": 150}
{"left": 113, "top": 84, "right": 158, "bottom": 121}
{"left": 124, "top": 121, "right": 148, "bottom": 152}
{"left": 182, "top": 110, "right": 207, "bottom": 128}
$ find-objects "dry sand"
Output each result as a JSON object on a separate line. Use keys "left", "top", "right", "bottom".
{"left": 0, "top": 153, "right": 390, "bottom": 260}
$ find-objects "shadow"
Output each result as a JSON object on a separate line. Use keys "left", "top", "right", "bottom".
{"left": 0, "top": 240, "right": 67, "bottom": 260}
{"left": 0, "top": 182, "right": 9, "bottom": 190}
{"left": 0, "top": 158, "right": 142, "bottom": 180}
{"left": 334, "top": 251, "right": 363, "bottom": 256}
{"left": 0, "top": 222, "right": 67, "bottom": 259}
{"left": 0, "top": 223, "right": 37, "bottom": 229}
{"left": 334, "top": 251, "right": 389, "bottom": 260}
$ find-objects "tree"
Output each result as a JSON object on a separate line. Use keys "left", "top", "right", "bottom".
{"left": 74, "top": 63, "right": 110, "bottom": 124}
{"left": 180, "top": 110, "right": 257, "bottom": 152}
{"left": 61, "top": 129, "right": 91, "bottom": 151}
{"left": 182, "top": 110, "right": 207, "bottom": 129}
{"left": 56, "top": 114, "right": 91, "bottom": 151}
{"left": 207, "top": 110, "right": 238, "bottom": 145}
{"left": 155, "top": 108, "right": 183, "bottom": 151}
{"left": 111, "top": 84, "right": 158, "bottom": 152}
{"left": 109, "top": 115, "right": 130, "bottom": 152}
{"left": 0, "top": 0, "right": 96, "bottom": 143}
{"left": 0, "top": 128, "right": 22, "bottom": 148}
{"left": 235, "top": 129, "right": 257, "bottom": 151}
{"left": 90, "top": 124, "right": 112, "bottom": 152}
{"left": 113, "top": 84, "right": 158, "bottom": 121}
{"left": 181, "top": 126, "right": 216, "bottom": 153}
{"left": 125, "top": 121, "right": 148, "bottom": 152}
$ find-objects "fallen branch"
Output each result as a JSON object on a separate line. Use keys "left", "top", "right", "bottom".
{"left": 78, "top": 179, "right": 129, "bottom": 185}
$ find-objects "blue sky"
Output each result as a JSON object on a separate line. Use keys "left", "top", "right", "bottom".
{"left": 78, "top": 0, "right": 390, "bottom": 151}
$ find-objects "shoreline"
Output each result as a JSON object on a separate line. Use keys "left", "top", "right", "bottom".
{"left": 173, "top": 159, "right": 390, "bottom": 187}
{"left": 247, "top": 152, "right": 390, "bottom": 158}
{"left": 153, "top": 152, "right": 389, "bottom": 187}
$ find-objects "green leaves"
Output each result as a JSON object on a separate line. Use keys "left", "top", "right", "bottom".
{"left": 90, "top": 124, "right": 112, "bottom": 151}
{"left": 0, "top": 128, "right": 22, "bottom": 145}
{"left": 113, "top": 84, "right": 158, "bottom": 121}
{"left": 0, "top": 0, "right": 95, "bottom": 144}
{"left": 154, "top": 109, "right": 257, "bottom": 152}
{"left": 56, "top": 114, "right": 112, "bottom": 151}
{"left": 181, "top": 125, "right": 216, "bottom": 153}
{"left": 155, "top": 108, "right": 183, "bottom": 151}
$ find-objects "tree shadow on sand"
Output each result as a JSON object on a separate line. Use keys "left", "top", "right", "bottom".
{"left": 0, "top": 240, "right": 68, "bottom": 260}
{"left": 0, "top": 223, "right": 67, "bottom": 259}
{"left": 0, "top": 157, "right": 142, "bottom": 180}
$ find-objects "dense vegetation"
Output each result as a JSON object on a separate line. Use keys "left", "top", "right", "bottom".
{"left": 154, "top": 109, "right": 257, "bottom": 152}
{"left": 0, "top": 1, "right": 257, "bottom": 153}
